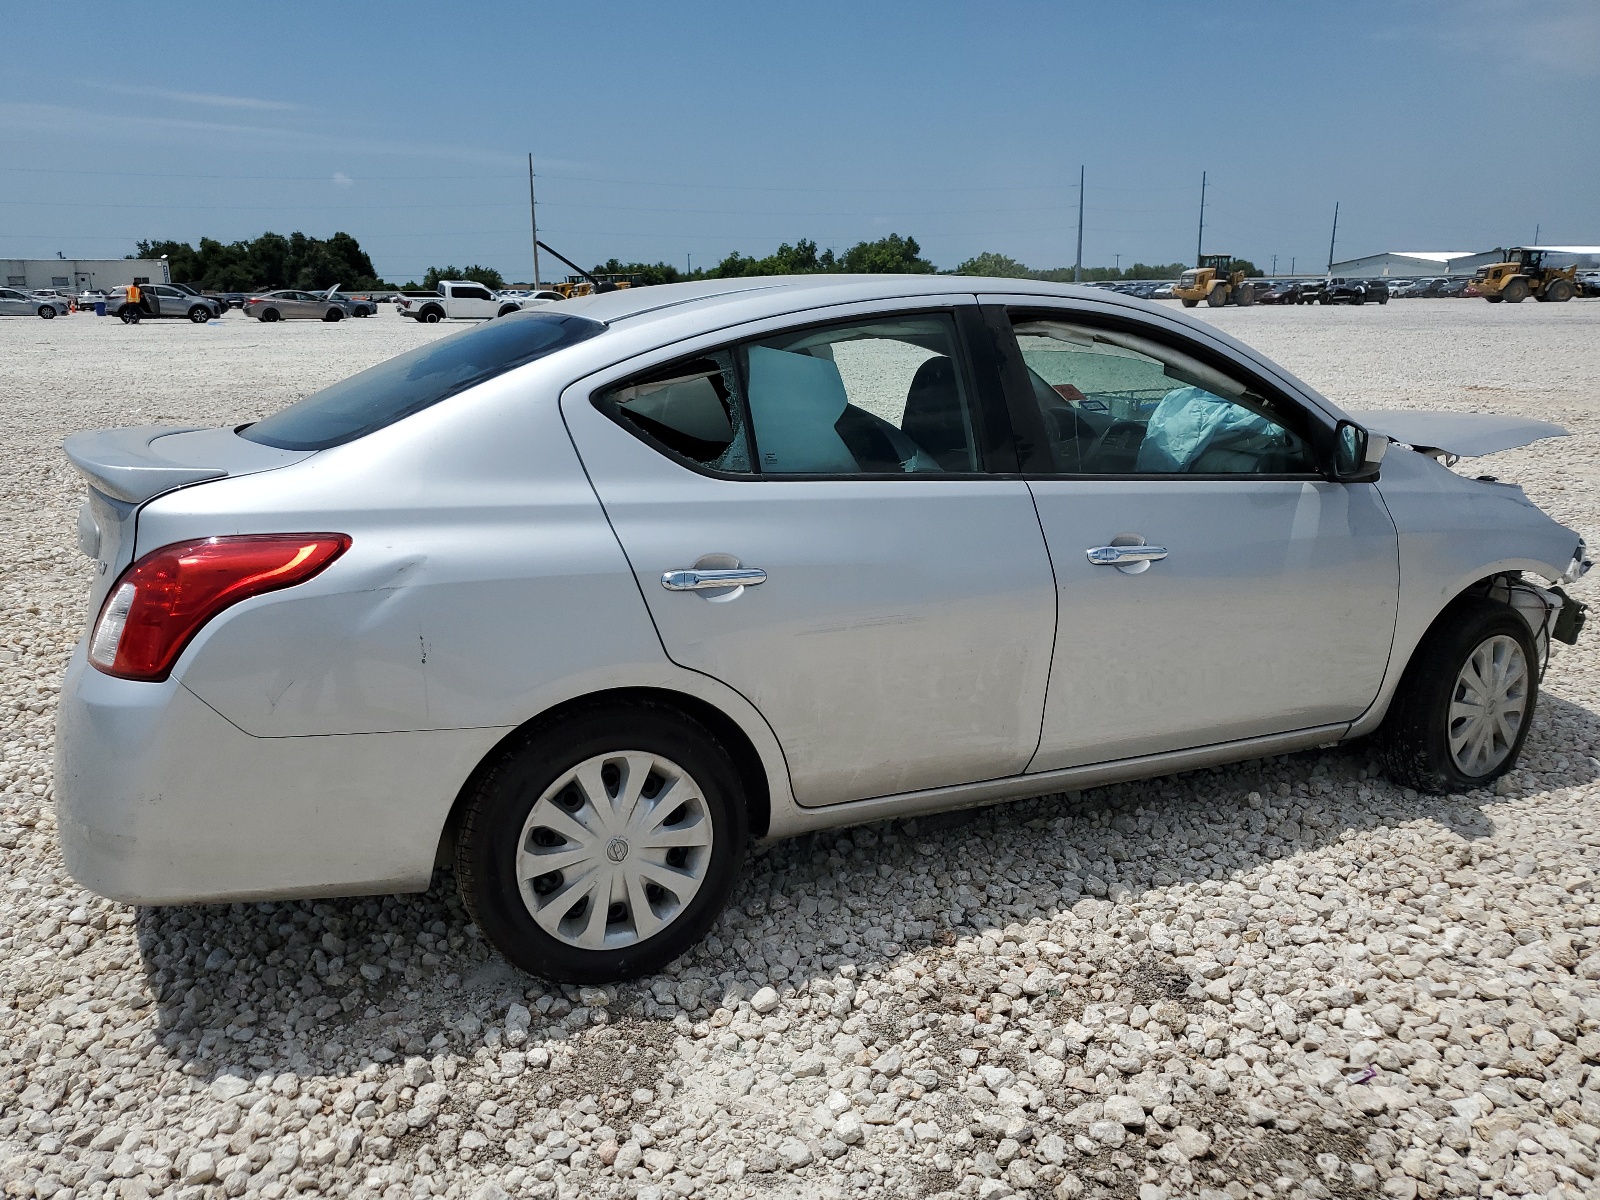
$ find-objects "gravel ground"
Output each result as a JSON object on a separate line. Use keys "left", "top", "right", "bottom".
{"left": 1, "top": 301, "right": 1598, "bottom": 1200}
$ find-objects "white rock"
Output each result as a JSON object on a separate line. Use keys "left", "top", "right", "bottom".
{"left": 750, "top": 986, "right": 781, "bottom": 1014}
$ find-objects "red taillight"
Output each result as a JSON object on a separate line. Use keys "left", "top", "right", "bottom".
{"left": 89, "top": 534, "right": 351, "bottom": 681}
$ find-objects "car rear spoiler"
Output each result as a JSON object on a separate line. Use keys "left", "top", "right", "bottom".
{"left": 63, "top": 425, "right": 311, "bottom": 504}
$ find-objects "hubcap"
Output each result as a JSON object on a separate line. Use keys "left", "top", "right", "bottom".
{"left": 516, "top": 752, "right": 713, "bottom": 950}
{"left": 1448, "top": 634, "right": 1529, "bottom": 777}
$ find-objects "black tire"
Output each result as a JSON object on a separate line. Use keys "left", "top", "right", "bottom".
{"left": 1378, "top": 597, "right": 1539, "bottom": 795}
{"left": 323, "top": 307, "right": 344, "bottom": 322}
{"left": 1180, "top": 297, "right": 1199, "bottom": 308}
{"left": 1485, "top": 295, "right": 1503, "bottom": 303}
{"left": 1205, "top": 286, "right": 1228, "bottom": 308}
{"left": 1501, "top": 278, "right": 1529, "bottom": 304}
{"left": 38, "top": 306, "right": 56, "bottom": 320}
{"left": 421, "top": 307, "right": 443, "bottom": 324}
{"left": 1544, "top": 278, "right": 1574, "bottom": 303}
{"left": 188, "top": 306, "right": 210, "bottom": 323}
{"left": 455, "top": 702, "right": 749, "bottom": 983}
{"left": 497, "top": 305, "right": 520, "bottom": 318}
{"left": 1234, "top": 285, "right": 1256, "bottom": 307}
{"left": 118, "top": 305, "right": 140, "bottom": 324}
{"left": 260, "top": 308, "right": 281, "bottom": 322}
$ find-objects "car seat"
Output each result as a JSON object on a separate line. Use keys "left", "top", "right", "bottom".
{"left": 900, "top": 356, "right": 973, "bottom": 471}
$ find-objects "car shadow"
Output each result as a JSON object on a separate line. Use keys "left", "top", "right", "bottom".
{"left": 133, "top": 690, "right": 1600, "bottom": 1093}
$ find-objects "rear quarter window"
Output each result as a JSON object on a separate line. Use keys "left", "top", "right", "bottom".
{"left": 240, "top": 311, "right": 606, "bottom": 450}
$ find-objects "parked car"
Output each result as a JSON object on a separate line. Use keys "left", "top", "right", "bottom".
{"left": 56, "top": 277, "right": 1589, "bottom": 983}
{"left": 1150, "top": 283, "right": 1175, "bottom": 300}
{"left": 1256, "top": 281, "right": 1302, "bottom": 305}
{"left": 1440, "top": 278, "right": 1474, "bottom": 298}
{"left": 396, "top": 281, "right": 527, "bottom": 322}
{"left": 330, "top": 293, "right": 378, "bottom": 318}
{"left": 1321, "top": 278, "right": 1388, "bottom": 305}
{"left": 76, "top": 290, "right": 111, "bottom": 311}
{"left": 1578, "top": 271, "right": 1600, "bottom": 298}
{"left": 0, "top": 287, "right": 67, "bottom": 318}
{"left": 243, "top": 289, "right": 353, "bottom": 322}
{"left": 109, "top": 285, "right": 223, "bottom": 324}
{"left": 218, "top": 293, "right": 250, "bottom": 310}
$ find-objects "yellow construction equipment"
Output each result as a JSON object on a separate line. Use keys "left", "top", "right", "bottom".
{"left": 1473, "top": 248, "right": 1578, "bottom": 304}
{"left": 547, "top": 276, "right": 634, "bottom": 299}
{"left": 1172, "top": 255, "right": 1257, "bottom": 308}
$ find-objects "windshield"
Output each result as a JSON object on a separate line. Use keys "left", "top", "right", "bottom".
{"left": 240, "top": 310, "right": 606, "bottom": 450}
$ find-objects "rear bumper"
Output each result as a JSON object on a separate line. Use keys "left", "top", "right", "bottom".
{"left": 53, "top": 645, "right": 508, "bottom": 905}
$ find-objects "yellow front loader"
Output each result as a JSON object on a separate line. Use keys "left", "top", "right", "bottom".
{"left": 1474, "top": 248, "right": 1578, "bottom": 304}
{"left": 1172, "top": 255, "right": 1257, "bottom": 308}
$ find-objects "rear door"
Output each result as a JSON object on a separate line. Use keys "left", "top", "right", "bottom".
{"left": 563, "top": 298, "right": 1060, "bottom": 807}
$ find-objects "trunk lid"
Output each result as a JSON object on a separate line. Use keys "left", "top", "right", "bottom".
{"left": 65, "top": 425, "right": 314, "bottom": 619}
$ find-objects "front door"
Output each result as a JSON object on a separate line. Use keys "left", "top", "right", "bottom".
{"left": 563, "top": 301, "right": 1059, "bottom": 806}
{"left": 992, "top": 304, "right": 1399, "bottom": 770}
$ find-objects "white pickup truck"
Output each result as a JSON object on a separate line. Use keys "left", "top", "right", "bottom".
{"left": 396, "top": 281, "right": 553, "bottom": 323}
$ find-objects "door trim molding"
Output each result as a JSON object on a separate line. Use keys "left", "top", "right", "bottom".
{"left": 764, "top": 722, "right": 1348, "bottom": 835}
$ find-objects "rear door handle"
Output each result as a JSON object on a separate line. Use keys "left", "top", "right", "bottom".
{"left": 661, "top": 567, "right": 767, "bottom": 591}
{"left": 1086, "top": 545, "right": 1168, "bottom": 566}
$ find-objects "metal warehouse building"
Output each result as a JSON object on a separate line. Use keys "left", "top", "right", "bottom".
{"left": 1329, "top": 251, "right": 1502, "bottom": 278}
{"left": 1, "top": 258, "right": 171, "bottom": 292}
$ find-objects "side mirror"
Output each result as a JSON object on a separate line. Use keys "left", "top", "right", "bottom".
{"left": 1332, "top": 419, "right": 1386, "bottom": 481}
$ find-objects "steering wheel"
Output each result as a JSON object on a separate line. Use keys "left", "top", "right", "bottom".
{"left": 1089, "top": 421, "right": 1147, "bottom": 471}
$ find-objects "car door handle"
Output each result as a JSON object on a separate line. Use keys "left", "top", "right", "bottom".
{"left": 1086, "top": 545, "right": 1168, "bottom": 566}
{"left": 661, "top": 567, "right": 767, "bottom": 591}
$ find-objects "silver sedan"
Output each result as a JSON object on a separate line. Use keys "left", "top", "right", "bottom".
{"left": 0, "top": 287, "right": 67, "bottom": 318}
{"left": 54, "top": 277, "right": 1589, "bottom": 982}
{"left": 243, "top": 289, "right": 350, "bottom": 322}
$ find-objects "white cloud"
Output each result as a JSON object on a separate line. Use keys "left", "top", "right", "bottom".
{"left": 87, "top": 82, "right": 301, "bottom": 111}
{"left": 333, "top": 172, "right": 354, "bottom": 188}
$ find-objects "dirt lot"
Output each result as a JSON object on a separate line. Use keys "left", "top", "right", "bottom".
{"left": 1, "top": 301, "right": 1597, "bottom": 1200}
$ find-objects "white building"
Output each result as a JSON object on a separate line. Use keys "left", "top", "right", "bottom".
{"left": 1328, "top": 250, "right": 1501, "bottom": 278}
{"left": 1, "top": 258, "right": 171, "bottom": 292}
{"left": 1526, "top": 246, "right": 1600, "bottom": 270}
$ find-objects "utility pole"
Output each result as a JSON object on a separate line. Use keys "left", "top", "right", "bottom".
{"left": 528, "top": 153, "right": 541, "bottom": 289}
{"left": 1534, "top": 223, "right": 1540, "bottom": 246}
{"left": 1074, "top": 165, "right": 1085, "bottom": 283}
{"left": 1271, "top": 254, "right": 1277, "bottom": 277}
{"left": 1196, "top": 171, "right": 1207, "bottom": 266}
{"left": 1114, "top": 253, "right": 1121, "bottom": 273}
{"left": 1291, "top": 256, "right": 1296, "bottom": 276}
{"left": 1327, "top": 202, "right": 1339, "bottom": 274}
{"left": 687, "top": 253, "right": 691, "bottom": 275}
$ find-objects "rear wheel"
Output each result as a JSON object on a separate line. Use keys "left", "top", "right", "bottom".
{"left": 1378, "top": 598, "right": 1538, "bottom": 794}
{"left": 455, "top": 703, "right": 749, "bottom": 983}
{"left": 1501, "top": 277, "right": 1529, "bottom": 304}
{"left": 1205, "top": 286, "right": 1228, "bottom": 308}
{"left": 118, "top": 305, "right": 140, "bottom": 324}
{"left": 1543, "top": 278, "right": 1574, "bottom": 303}
{"left": 260, "top": 308, "right": 281, "bottom": 322}
{"left": 1235, "top": 285, "right": 1256, "bottom": 307}
{"left": 421, "top": 307, "right": 443, "bottom": 323}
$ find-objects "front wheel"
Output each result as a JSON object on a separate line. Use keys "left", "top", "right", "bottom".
{"left": 38, "top": 306, "right": 57, "bottom": 319}
{"left": 455, "top": 703, "right": 749, "bottom": 983}
{"left": 497, "top": 305, "right": 521, "bottom": 318}
{"left": 1205, "top": 287, "right": 1228, "bottom": 308}
{"left": 323, "top": 307, "right": 344, "bottom": 322}
{"left": 1378, "top": 598, "right": 1538, "bottom": 795}
{"left": 1502, "top": 278, "right": 1529, "bottom": 304}
{"left": 189, "top": 307, "right": 211, "bottom": 323}
{"left": 1180, "top": 297, "right": 1199, "bottom": 308}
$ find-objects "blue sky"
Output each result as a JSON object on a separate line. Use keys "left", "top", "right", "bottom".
{"left": 4, "top": 1, "right": 1597, "bottom": 282}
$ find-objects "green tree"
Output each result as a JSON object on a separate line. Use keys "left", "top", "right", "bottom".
{"left": 422, "top": 264, "right": 506, "bottom": 290}
{"left": 134, "top": 232, "right": 386, "bottom": 290}
{"left": 952, "top": 251, "right": 1033, "bottom": 278}
{"left": 590, "top": 258, "right": 686, "bottom": 286}
{"left": 840, "top": 233, "right": 933, "bottom": 274}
